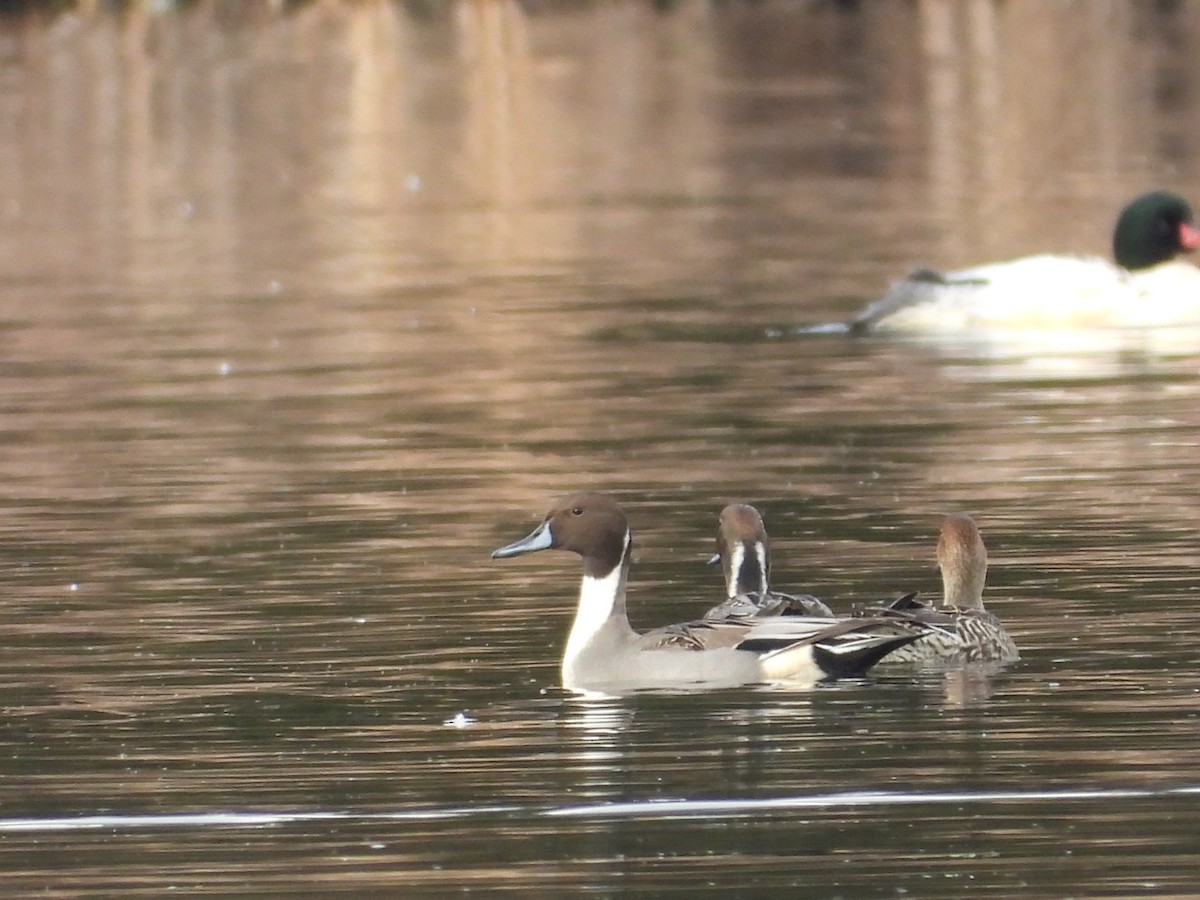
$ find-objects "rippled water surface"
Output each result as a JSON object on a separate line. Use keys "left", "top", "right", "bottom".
{"left": 2, "top": 1, "right": 1200, "bottom": 896}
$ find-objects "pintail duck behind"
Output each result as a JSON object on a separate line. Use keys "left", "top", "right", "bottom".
{"left": 702, "top": 503, "right": 833, "bottom": 620}
{"left": 492, "top": 492, "right": 920, "bottom": 693}
{"left": 861, "top": 514, "right": 1019, "bottom": 664}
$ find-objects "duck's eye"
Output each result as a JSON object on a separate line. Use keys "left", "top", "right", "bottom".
{"left": 571, "top": 506, "right": 584, "bottom": 516}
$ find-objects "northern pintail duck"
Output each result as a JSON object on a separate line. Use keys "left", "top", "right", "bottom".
{"left": 848, "top": 191, "right": 1200, "bottom": 333}
{"left": 702, "top": 503, "right": 833, "bottom": 619}
{"left": 860, "top": 514, "right": 1018, "bottom": 664}
{"left": 491, "top": 492, "right": 920, "bottom": 692}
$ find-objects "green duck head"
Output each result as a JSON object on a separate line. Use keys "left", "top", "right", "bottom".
{"left": 1112, "top": 190, "right": 1200, "bottom": 270}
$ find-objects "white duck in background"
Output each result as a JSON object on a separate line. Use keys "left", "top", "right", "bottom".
{"left": 848, "top": 191, "right": 1200, "bottom": 334}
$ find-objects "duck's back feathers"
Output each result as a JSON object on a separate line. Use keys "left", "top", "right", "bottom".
{"left": 855, "top": 593, "right": 1018, "bottom": 663}
{"left": 704, "top": 589, "right": 834, "bottom": 620}
{"left": 863, "top": 601, "right": 1019, "bottom": 664}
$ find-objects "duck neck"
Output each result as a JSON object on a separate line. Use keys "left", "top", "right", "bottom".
{"left": 943, "top": 565, "right": 986, "bottom": 610}
{"left": 563, "top": 530, "right": 636, "bottom": 677}
{"left": 726, "top": 540, "right": 770, "bottom": 598}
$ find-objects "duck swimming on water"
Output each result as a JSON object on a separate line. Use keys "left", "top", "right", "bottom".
{"left": 858, "top": 514, "right": 1018, "bottom": 664}
{"left": 848, "top": 191, "right": 1200, "bottom": 334}
{"left": 492, "top": 492, "right": 921, "bottom": 692}
{"left": 702, "top": 503, "right": 833, "bottom": 619}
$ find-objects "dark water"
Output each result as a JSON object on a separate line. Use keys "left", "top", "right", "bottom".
{"left": 2, "top": 1, "right": 1200, "bottom": 895}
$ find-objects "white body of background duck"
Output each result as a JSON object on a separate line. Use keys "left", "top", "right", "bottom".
{"left": 492, "top": 493, "right": 919, "bottom": 693}
{"left": 850, "top": 191, "right": 1200, "bottom": 333}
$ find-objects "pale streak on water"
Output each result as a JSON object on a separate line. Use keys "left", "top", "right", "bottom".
{"left": 1, "top": 0, "right": 1200, "bottom": 896}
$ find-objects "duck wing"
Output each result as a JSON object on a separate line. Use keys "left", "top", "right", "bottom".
{"left": 637, "top": 614, "right": 905, "bottom": 654}
{"left": 704, "top": 590, "right": 833, "bottom": 620}
{"left": 746, "top": 616, "right": 927, "bottom": 677}
{"left": 774, "top": 591, "right": 835, "bottom": 617}
{"left": 855, "top": 600, "right": 1019, "bottom": 663}
{"left": 637, "top": 615, "right": 927, "bottom": 678}
{"left": 853, "top": 593, "right": 964, "bottom": 636}
{"left": 849, "top": 268, "right": 984, "bottom": 334}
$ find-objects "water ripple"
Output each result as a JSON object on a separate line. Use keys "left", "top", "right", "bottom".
{"left": 7, "top": 784, "right": 1200, "bottom": 833}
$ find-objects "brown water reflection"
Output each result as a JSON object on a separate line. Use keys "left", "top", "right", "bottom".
{"left": 2, "top": 0, "right": 1200, "bottom": 896}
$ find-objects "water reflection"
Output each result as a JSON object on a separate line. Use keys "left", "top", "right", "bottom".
{"left": 858, "top": 326, "right": 1200, "bottom": 380}
{"left": 4, "top": 0, "right": 1197, "bottom": 307}
{"left": 914, "top": 0, "right": 1200, "bottom": 267}
{"left": 6, "top": 780, "right": 1200, "bottom": 832}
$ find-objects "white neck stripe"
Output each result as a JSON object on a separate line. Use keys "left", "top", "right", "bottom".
{"left": 563, "top": 529, "right": 630, "bottom": 673}
{"left": 727, "top": 543, "right": 745, "bottom": 598}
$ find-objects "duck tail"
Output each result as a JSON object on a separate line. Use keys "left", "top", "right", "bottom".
{"left": 810, "top": 631, "right": 922, "bottom": 678}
